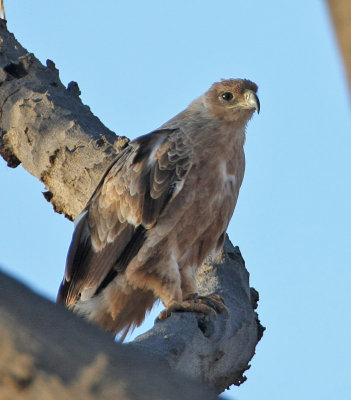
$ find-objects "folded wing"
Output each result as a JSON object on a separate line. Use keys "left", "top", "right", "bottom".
{"left": 58, "top": 128, "right": 193, "bottom": 306}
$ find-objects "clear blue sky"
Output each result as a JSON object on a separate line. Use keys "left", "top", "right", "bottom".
{"left": 1, "top": 1, "right": 350, "bottom": 399}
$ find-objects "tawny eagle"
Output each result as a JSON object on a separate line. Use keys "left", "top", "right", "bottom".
{"left": 57, "top": 79, "right": 259, "bottom": 339}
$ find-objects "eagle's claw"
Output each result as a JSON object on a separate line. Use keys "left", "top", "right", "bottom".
{"left": 158, "top": 293, "right": 228, "bottom": 320}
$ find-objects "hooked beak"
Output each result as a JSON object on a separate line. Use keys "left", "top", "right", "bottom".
{"left": 245, "top": 90, "right": 260, "bottom": 114}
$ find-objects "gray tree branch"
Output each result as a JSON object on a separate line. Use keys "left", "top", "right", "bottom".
{"left": 0, "top": 270, "right": 218, "bottom": 400}
{"left": 0, "top": 19, "right": 263, "bottom": 394}
{"left": 0, "top": 19, "right": 127, "bottom": 219}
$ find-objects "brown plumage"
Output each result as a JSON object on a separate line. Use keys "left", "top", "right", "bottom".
{"left": 57, "top": 79, "right": 259, "bottom": 339}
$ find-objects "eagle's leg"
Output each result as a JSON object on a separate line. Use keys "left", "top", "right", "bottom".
{"left": 157, "top": 264, "right": 227, "bottom": 320}
{"left": 158, "top": 293, "right": 227, "bottom": 320}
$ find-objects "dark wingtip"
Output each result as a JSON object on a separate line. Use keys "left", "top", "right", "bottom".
{"left": 56, "top": 279, "right": 69, "bottom": 304}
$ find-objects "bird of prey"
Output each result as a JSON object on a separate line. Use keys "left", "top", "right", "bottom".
{"left": 57, "top": 79, "right": 259, "bottom": 340}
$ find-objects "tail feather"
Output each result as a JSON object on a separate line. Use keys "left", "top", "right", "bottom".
{"left": 72, "top": 278, "right": 157, "bottom": 341}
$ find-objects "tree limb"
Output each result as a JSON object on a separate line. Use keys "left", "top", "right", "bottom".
{"left": 0, "top": 19, "right": 128, "bottom": 219}
{"left": 0, "top": 19, "right": 264, "bottom": 393}
{"left": 327, "top": 0, "right": 351, "bottom": 94}
{"left": 0, "top": 270, "right": 218, "bottom": 400}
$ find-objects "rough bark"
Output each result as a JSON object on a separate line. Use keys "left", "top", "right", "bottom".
{"left": 0, "top": 19, "right": 128, "bottom": 219}
{"left": 327, "top": 0, "right": 351, "bottom": 94}
{"left": 0, "top": 270, "right": 218, "bottom": 400}
{"left": 0, "top": 19, "right": 264, "bottom": 394}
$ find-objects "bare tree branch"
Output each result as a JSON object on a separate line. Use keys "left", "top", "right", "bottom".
{"left": 0, "top": 19, "right": 263, "bottom": 393}
{"left": 0, "top": 19, "right": 127, "bottom": 219}
{"left": 0, "top": 270, "right": 218, "bottom": 400}
{"left": 327, "top": 0, "right": 351, "bottom": 95}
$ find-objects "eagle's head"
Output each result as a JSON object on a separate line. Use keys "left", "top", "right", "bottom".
{"left": 203, "top": 79, "right": 260, "bottom": 123}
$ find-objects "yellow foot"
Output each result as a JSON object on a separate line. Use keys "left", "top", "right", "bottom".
{"left": 158, "top": 294, "right": 228, "bottom": 320}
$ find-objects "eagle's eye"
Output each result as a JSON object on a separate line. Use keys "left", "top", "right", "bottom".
{"left": 221, "top": 92, "right": 234, "bottom": 101}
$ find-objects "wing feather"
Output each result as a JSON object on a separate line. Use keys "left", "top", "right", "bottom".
{"left": 58, "top": 128, "right": 193, "bottom": 306}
